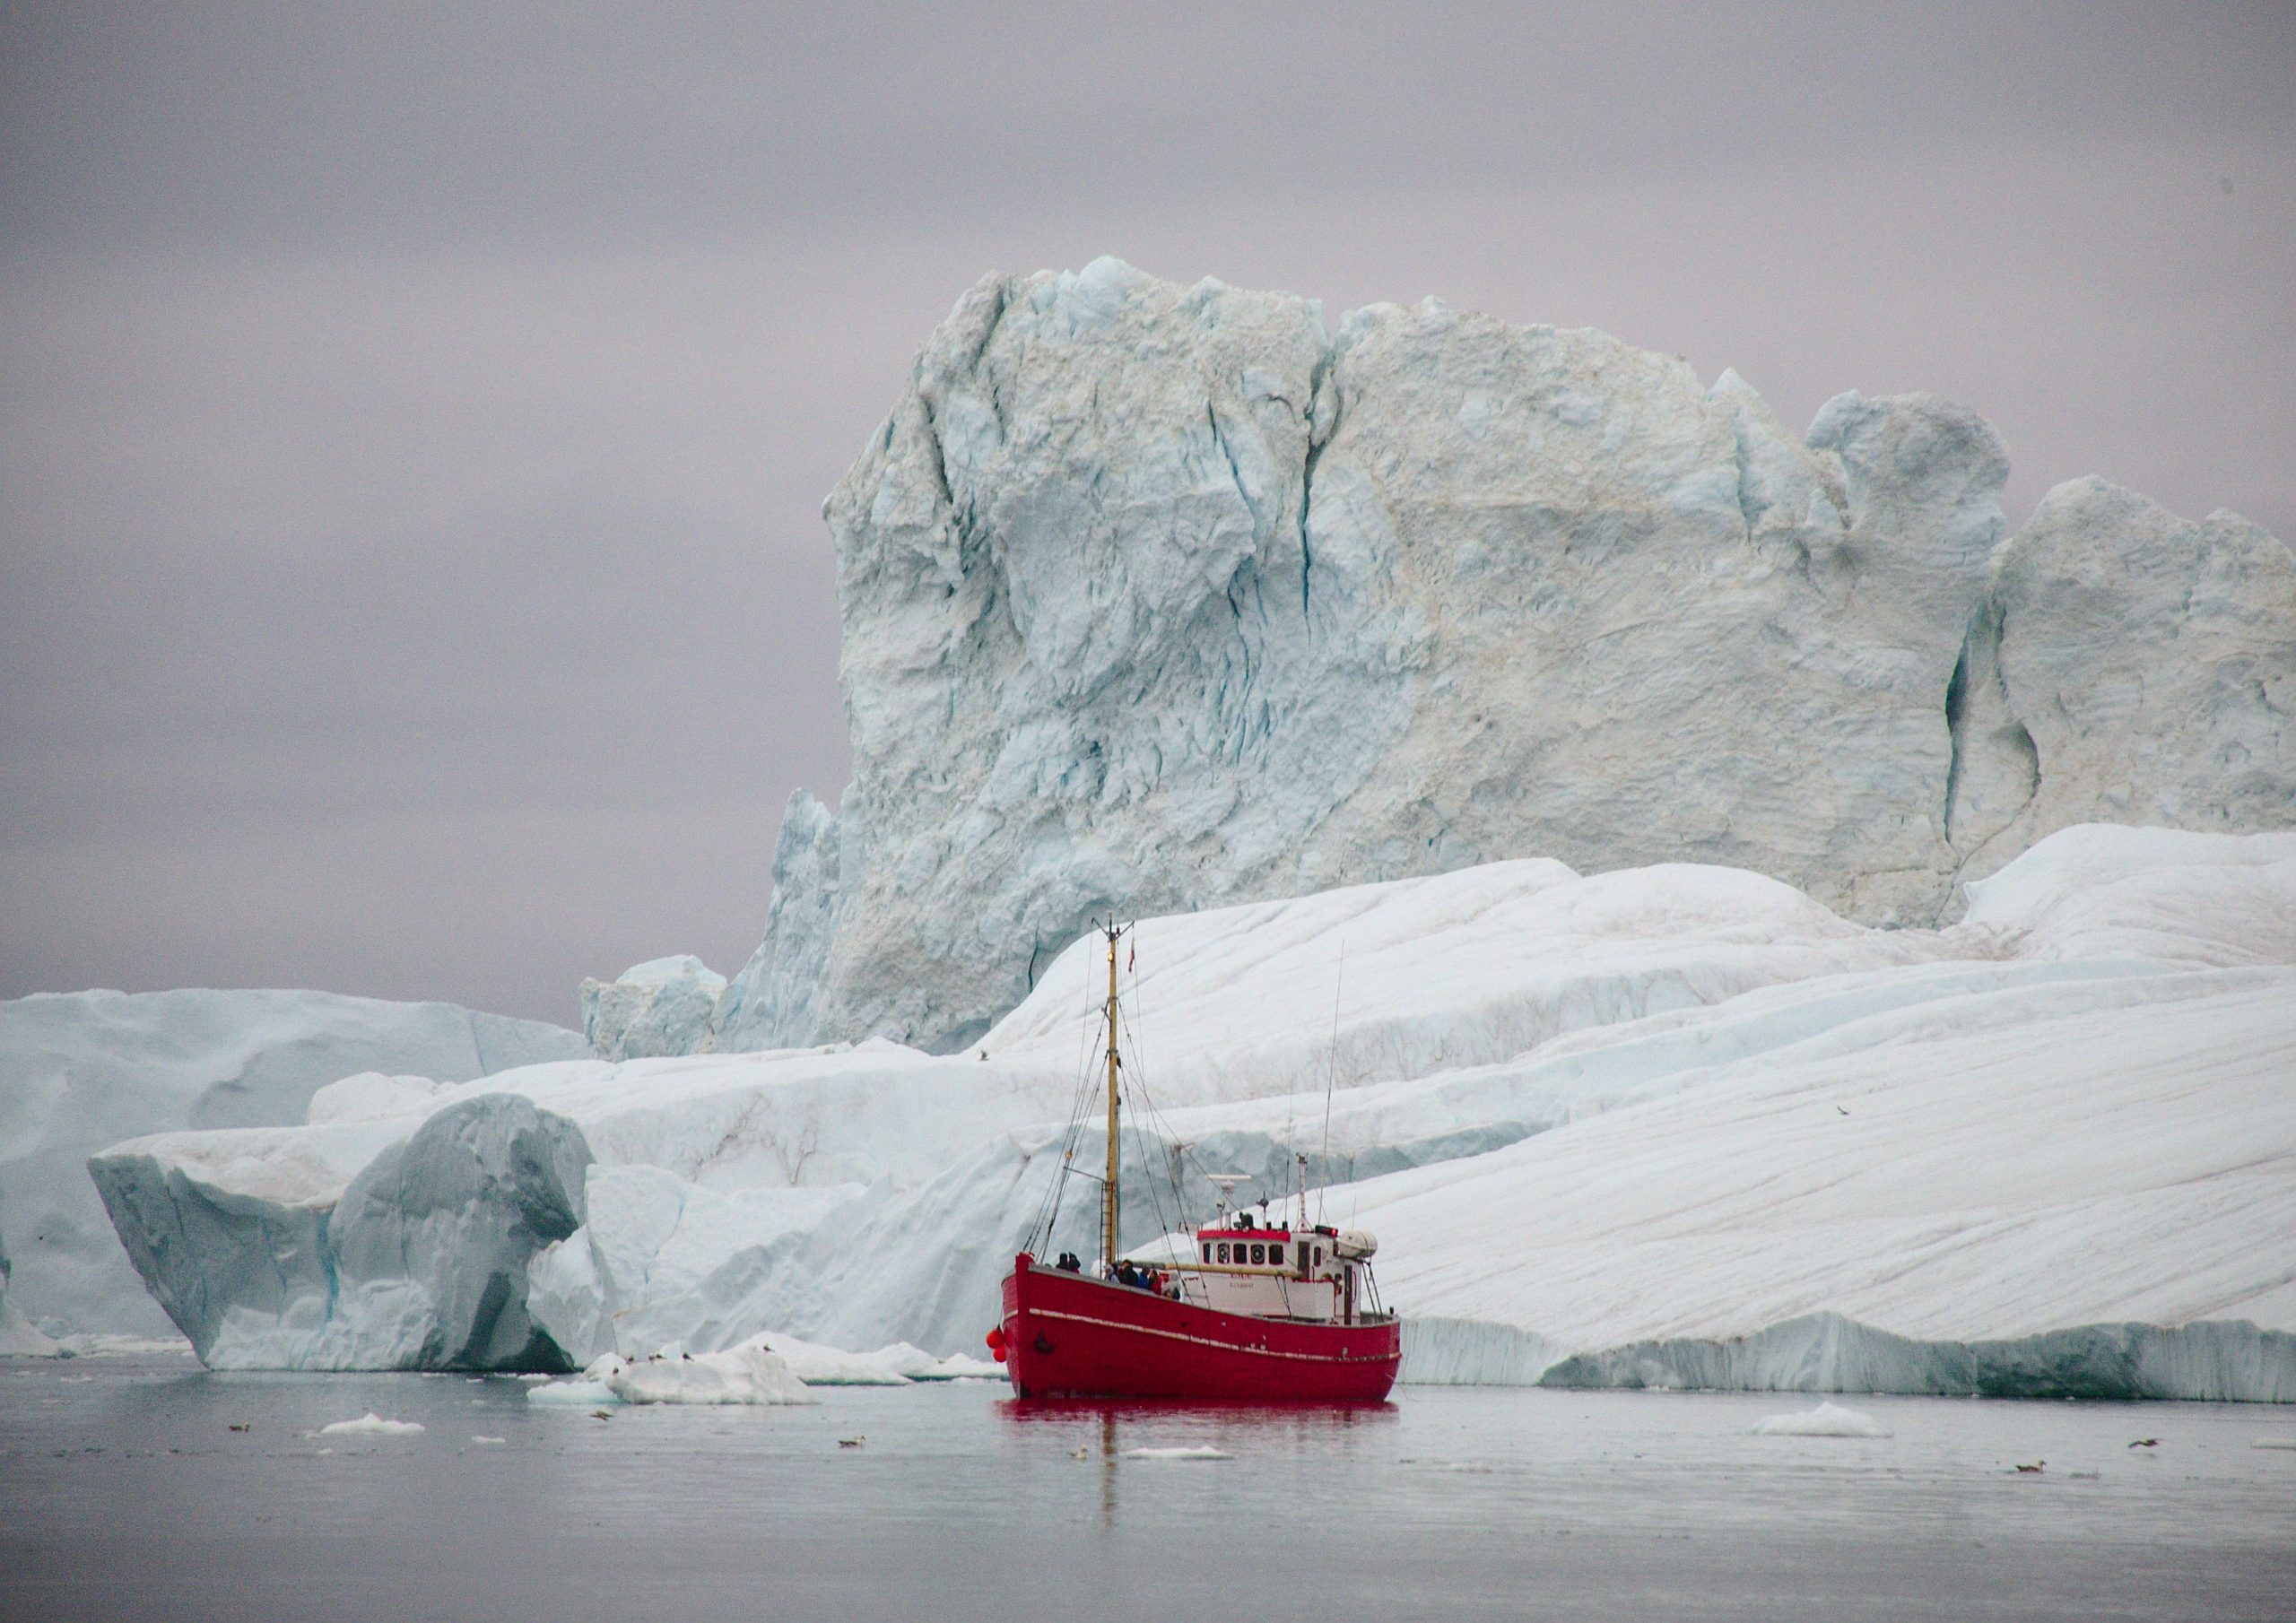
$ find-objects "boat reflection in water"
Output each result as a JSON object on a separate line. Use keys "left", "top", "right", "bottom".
{"left": 995, "top": 1397, "right": 1400, "bottom": 1529}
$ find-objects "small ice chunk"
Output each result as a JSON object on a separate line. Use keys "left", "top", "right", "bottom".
{"left": 583, "top": 1347, "right": 818, "bottom": 1406}
{"left": 526, "top": 1378, "right": 618, "bottom": 1407}
{"left": 2253, "top": 1436, "right": 2296, "bottom": 1450}
{"left": 318, "top": 1413, "right": 424, "bottom": 1436}
{"left": 738, "top": 1332, "right": 1006, "bottom": 1385}
{"left": 1750, "top": 1401, "right": 1890, "bottom": 1437}
{"left": 909, "top": 1351, "right": 1006, "bottom": 1381}
{"left": 471, "top": 1435, "right": 508, "bottom": 1445}
{"left": 1122, "top": 1445, "right": 1233, "bottom": 1461}
{"left": 742, "top": 1332, "right": 910, "bottom": 1386}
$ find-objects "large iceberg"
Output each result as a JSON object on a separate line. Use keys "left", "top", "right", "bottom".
{"left": 89, "top": 827, "right": 2296, "bottom": 1399}
{"left": 0, "top": 987, "right": 585, "bottom": 1341}
{"left": 699, "top": 259, "right": 2293, "bottom": 1055}
{"left": 93, "top": 1093, "right": 591, "bottom": 1369}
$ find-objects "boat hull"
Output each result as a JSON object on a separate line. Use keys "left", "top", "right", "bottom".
{"left": 999, "top": 1254, "right": 1401, "bottom": 1402}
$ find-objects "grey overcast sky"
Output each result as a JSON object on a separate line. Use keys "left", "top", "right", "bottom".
{"left": 3, "top": 3, "right": 2291, "bottom": 1026}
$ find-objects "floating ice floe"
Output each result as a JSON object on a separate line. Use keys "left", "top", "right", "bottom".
{"left": 471, "top": 1436, "right": 507, "bottom": 1445}
{"left": 600, "top": 1345, "right": 814, "bottom": 1406}
{"left": 54, "top": 1334, "right": 196, "bottom": 1358}
{"left": 1750, "top": 1402, "right": 1892, "bottom": 1438}
{"left": 2253, "top": 1436, "right": 2296, "bottom": 1451}
{"left": 318, "top": 1413, "right": 424, "bottom": 1436}
{"left": 561, "top": 1346, "right": 818, "bottom": 1407}
{"left": 744, "top": 1331, "right": 1001, "bottom": 1384}
{"left": 1123, "top": 1445, "right": 1234, "bottom": 1461}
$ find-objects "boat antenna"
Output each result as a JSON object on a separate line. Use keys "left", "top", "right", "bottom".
{"left": 1205, "top": 1172, "right": 1249, "bottom": 1222}
{"left": 1316, "top": 942, "right": 1344, "bottom": 1228}
{"left": 1100, "top": 916, "right": 1124, "bottom": 1274}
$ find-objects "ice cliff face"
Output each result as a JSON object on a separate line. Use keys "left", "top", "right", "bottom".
{"left": 723, "top": 258, "right": 2292, "bottom": 1053}
{"left": 1946, "top": 476, "right": 2296, "bottom": 885}
{"left": 0, "top": 988, "right": 586, "bottom": 1341}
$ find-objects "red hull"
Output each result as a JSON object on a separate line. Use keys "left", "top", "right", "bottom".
{"left": 999, "top": 1254, "right": 1400, "bottom": 1402}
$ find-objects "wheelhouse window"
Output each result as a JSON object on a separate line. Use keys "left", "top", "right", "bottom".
{"left": 1216, "top": 1243, "right": 1230, "bottom": 1263}
{"left": 1250, "top": 1244, "right": 1265, "bottom": 1265}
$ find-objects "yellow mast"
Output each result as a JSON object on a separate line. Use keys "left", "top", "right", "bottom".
{"left": 1102, "top": 919, "right": 1122, "bottom": 1272}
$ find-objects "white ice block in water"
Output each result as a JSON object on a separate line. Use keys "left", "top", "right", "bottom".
{"left": 1751, "top": 1402, "right": 1891, "bottom": 1438}
{"left": 743, "top": 1332, "right": 1005, "bottom": 1384}
{"left": 318, "top": 1413, "right": 425, "bottom": 1436}
{"left": 589, "top": 1346, "right": 818, "bottom": 1406}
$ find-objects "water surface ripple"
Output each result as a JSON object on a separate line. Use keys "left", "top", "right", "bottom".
{"left": 4, "top": 1356, "right": 2290, "bottom": 1620}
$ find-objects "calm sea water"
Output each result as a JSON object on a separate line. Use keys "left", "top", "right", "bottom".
{"left": 3, "top": 1353, "right": 2291, "bottom": 1622}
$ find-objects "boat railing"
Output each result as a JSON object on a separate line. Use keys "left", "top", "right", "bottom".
{"left": 1158, "top": 1259, "right": 1316, "bottom": 1279}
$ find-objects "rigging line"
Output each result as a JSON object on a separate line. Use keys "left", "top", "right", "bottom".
{"left": 1048, "top": 983, "right": 1108, "bottom": 1241}
{"left": 1111, "top": 996, "right": 1180, "bottom": 1242}
{"left": 1030, "top": 964, "right": 1110, "bottom": 1254}
{"left": 1111, "top": 957, "right": 1247, "bottom": 1226}
{"left": 1122, "top": 1105, "right": 1177, "bottom": 1263}
{"left": 1316, "top": 942, "right": 1344, "bottom": 1228}
{"left": 1031, "top": 1066, "right": 1096, "bottom": 1254}
{"left": 1037, "top": 1004, "right": 1099, "bottom": 1229}
{"left": 1115, "top": 997, "right": 1201, "bottom": 1228}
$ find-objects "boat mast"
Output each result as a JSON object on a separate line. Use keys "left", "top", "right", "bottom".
{"left": 1102, "top": 918, "right": 1122, "bottom": 1272}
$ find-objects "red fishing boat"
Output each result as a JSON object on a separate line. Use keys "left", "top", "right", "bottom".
{"left": 988, "top": 922, "right": 1400, "bottom": 1402}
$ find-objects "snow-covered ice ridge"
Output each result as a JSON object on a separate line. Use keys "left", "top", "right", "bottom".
{"left": 0, "top": 988, "right": 585, "bottom": 1345}
{"left": 89, "top": 827, "right": 2296, "bottom": 1401}
{"left": 685, "top": 256, "right": 2295, "bottom": 1055}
